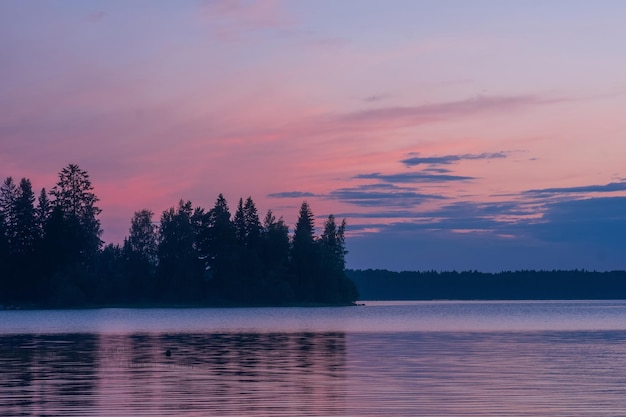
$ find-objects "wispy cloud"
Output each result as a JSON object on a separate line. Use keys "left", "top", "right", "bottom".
{"left": 402, "top": 152, "right": 507, "bottom": 167}
{"left": 326, "top": 183, "right": 446, "bottom": 208}
{"left": 267, "top": 191, "right": 316, "bottom": 198}
{"left": 362, "top": 94, "right": 393, "bottom": 103}
{"left": 525, "top": 181, "right": 626, "bottom": 195}
{"left": 355, "top": 172, "right": 474, "bottom": 183}
{"left": 334, "top": 95, "right": 564, "bottom": 129}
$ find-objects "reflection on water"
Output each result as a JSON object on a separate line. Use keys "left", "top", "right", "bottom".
{"left": 347, "top": 331, "right": 626, "bottom": 416}
{"left": 0, "top": 334, "right": 99, "bottom": 416}
{"left": 4, "top": 302, "right": 626, "bottom": 416}
{"left": 1, "top": 332, "right": 346, "bottom": 417}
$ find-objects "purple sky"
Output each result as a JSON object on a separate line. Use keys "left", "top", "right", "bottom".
{"left": 2, "top": 0, "right": 626, "bottom": 271}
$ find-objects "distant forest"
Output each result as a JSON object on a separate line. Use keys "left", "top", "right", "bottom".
{"left": 348, "top": 269, "right": 626, "bottom": 300}
{"left": 0, "top": 164, "right": 358, "bottom": 307}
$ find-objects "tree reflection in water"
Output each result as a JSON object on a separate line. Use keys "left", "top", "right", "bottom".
{"left": 0, "top": 332, "right": 347, "bottom": 417}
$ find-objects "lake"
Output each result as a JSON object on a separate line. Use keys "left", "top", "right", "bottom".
{"left": 3, "top": 301, "right": 626, "bottom": 416}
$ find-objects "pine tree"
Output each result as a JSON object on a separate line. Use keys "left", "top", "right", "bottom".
{"left": 36, "top": 188, "right": 51, "bottom": 235}
{"left": 234, "top": 198, "right": 246, "bottom": 246}
{"left": 262, "top": 210, "right": 292, "bottom": 302}
{"left": 198, "top": 194, "right": 237, "bottom": 299}
{"left": 157, "top": 200, "right": 204, "bottom": 301}
{"left": 319, "top": 215, "right": 357, "bottom": 303}
{"left": 291, "top": 201, "right": 318, "bottom": 301}
{"left": 12, "top": 178, "right": 38, "bottom": 257}
{"left": 319, "top": 215, "right": 347, "bottom": 272}
{"left": 243, "top": 197, "right": 261, "bottom": 249}
{"left": 0, "top": 177, "right": 18, "bottom": 243}
{"left": 49, "top": 164, "right": 102, "bottom": 262}
{"left": 127, "top": 209, "right": 158, "bottom": 264}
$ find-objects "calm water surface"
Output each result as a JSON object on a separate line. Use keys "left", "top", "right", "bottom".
{"left": 3, "top": 301, "right": 626, "bottom": 416}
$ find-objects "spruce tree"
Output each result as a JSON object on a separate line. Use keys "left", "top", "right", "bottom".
{"left": 12, "top": 178, "right": 38, "bottom": 257}
{"left": 157, "top": 200, "right": 204, "bottom": 302}
{"left": 243, "top": 197, "right": 261, "bottom": 249}
{"left": 36, "top": 188, "right": 51, "bottom": 235}
{"left": 291, "top": 201, "right": 318, "bottom": 301}
{"left": 262, "top": 210, "right": 292, "bottom": 302}
{"left": 0, "top": 177, "right": 17, "bottom": 244}
{"left": 49, "top": 164, "right": 102, "bottom": 263}
{"left": 200, "top": 194, "right": 237, "bottom": 299}
{"left": 319, "top": 215, "right": 357, "bottom": 303}
{"left": 127, "top": 209, "right": 158, "bottom": 264}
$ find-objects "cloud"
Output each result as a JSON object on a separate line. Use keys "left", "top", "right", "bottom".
{"left": 267, "top": 191, "right": 316, "bottom": 198}
{"left": 362, "top": 94, "right": 393, "bottom": 103}
{"left": 401, "top": 152, "right": 507, "bottom": 167}
{"left": 422, "top": 167, "right": 454, "bottom": 173}
{"left": 355, "top": 172, "right": 474, "bottom": 183}
{"left": 530, "top": 197, "right": 626, "bottom": 244}
{"left": 326, "top": 183, "right": 446, "bottom": 208}
{"left": 525, "top": 181, "right": 626, "bottom": 195}
{"left": 346, "top": 197, "right": 626, "bottom": 272}
{"left": 334, "top": 95, "right": 564, "bottom": 129}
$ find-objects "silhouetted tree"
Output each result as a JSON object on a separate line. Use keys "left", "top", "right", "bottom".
{"left": 231, "top": 196, "right": 263, "bottom": 301}
{"left": 243, "top": 197, "right": 262, "bottom": 249}
{"left": 0, "top": 207, "right": 9, "bottom": 303}
{"left": 127, "top": 209, "right": 158, "bottom": 264}
{"left": 0, "top": 165, "right": 359, "bottom": 306}
{"left": 49, "top": 163, "right": 102, "bottom": 263}
{"left": 197, "top": 194, "right": 237, "bottom": 299}
{"left": 234, "top": 198, "right": 246, "bottom": 246}
{"left": 123, "top": 209, "right": 158, "bottom": 301}
{"left": 157, "top": 200, "right": 205, "bottom": 302}
{"left": 319, "top": 215, "right": 347, "bottom": 271}
{"left": 94, "top": 243, "right": 126, "bottom": 304}
{"left": 12, "top": 178, "right": 38, "bottom": 257}
{"left": 0, "top": 178, "right": 40, "bottom": 301}
{"left": 291, "top": 201, "right": 319, "bottom": 301}
{"left": 36, "top": 188, "right": 51, "bottom": 235}
{"left": 0, "top": 178, "right": 18, "bottom": 245}
{"left": 261, "top": 210, "right": 293, "bottom": 303}
{"left": 318, "top": 215, "right": 358, "bottom": 303}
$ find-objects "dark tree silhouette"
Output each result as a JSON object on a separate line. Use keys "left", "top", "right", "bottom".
{"left": 123, "top": 209, "right": 158, "bottom": 301}
{"left": 291, "top": 201, "right": 319, "bottom": 301}
{"left": 243, "top": 197, "right": 262, "bottom": 249}
{"left": 232, "top": 196, "right": 263, "bottom": 302}
{"left": 0, "top": 178, "right": 18, "bottom": 250}
{"left": 318, "top": 215, "right": 358, "bottom": 303}
{"left": 36, "top": 188, "right": 51, "bottom": 235}
{"left": 49, "top": 163, "right": 103, "bottom": 263}
{"left": 0, "top": 178, "right": 40, "bottom": 301}
{"left": 234, "top": 198, "right": 246, "bottom": 247}
{"left": 261, "top": 210, "right": 292, "bottom": 302}
{"left": 196, "top": 194, "right": 237, "bottom": 298}
{"left": 157, "top": 200, "right": 205, "bottom": 302}
{"left": 12, "top": 178, "right": 38, "bottom": 257}
{"left": 0, "top": 165, "right": 359, "bottom": 307}
{"left": 127, "top": 209, "right": 158, "bottom": 264}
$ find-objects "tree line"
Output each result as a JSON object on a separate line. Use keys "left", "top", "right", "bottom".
{"left": 348, "top": 269, "right": 626, "bottom": 300}
{"left": 0, "top": 164, "right": 358, "bottom": 307}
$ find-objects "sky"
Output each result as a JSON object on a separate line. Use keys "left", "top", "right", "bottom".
{"left": 2, "top": 0, "right": 626, "bottom": 272}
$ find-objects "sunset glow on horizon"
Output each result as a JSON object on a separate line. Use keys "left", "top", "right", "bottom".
{"left": 3, "top": 0, "right": 626, "bottom": 271}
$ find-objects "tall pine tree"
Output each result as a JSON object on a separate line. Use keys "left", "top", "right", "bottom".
{"left": 291, "top": 201, "right": 318, "bottom": 302}
{"left": 49, "top": 164, "right": 102, "bottom": 263}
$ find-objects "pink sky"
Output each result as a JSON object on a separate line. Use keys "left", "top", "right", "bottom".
{"left": 2, "top": 0, "right": 626, "bottom": 271}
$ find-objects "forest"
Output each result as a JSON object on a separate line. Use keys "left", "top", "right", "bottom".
{"left": 349, "top": 269, "right": 626, "bottom": 300}
{"left": 0, "top": 164, "right": 358, "bottom": 307}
